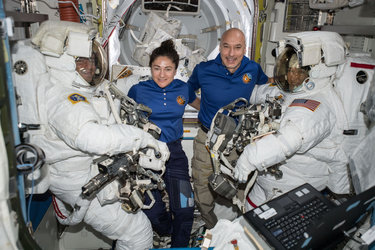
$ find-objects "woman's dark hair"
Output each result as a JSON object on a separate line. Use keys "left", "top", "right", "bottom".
{"left": 149, "top": 39, "right": 179, "bottom": 69}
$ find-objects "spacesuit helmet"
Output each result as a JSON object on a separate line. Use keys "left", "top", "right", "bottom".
{"left": 274, "top": 46, "right": 310, "bottom": 93}
{"left": 274, "top": 31, "right": 347, "bottom": 93}
{"left": 31, "top": 20, "right": 108, "bottom": 88}
{"left": 74, "top": 39, "right": 108, "bottom": 87}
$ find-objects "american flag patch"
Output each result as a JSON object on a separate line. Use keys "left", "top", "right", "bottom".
{"left": 289, "top": 99, "right": 320, "bottom": 111}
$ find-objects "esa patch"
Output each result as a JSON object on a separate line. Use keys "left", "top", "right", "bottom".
{"left": 289, "top": 99, "right": 320, "bottom": 111}
{"left": 68, "top": 93, "right": 89, "bottom": 104}
{"left": 176, "top": 95, "right": 186, "bottom": 105}
{"left": 242, "top": 73, "right": 252, "bottom": 84}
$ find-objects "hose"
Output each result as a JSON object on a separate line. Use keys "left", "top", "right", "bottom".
{"left": 58, "top": 0, "right": 80, "bottom": 23}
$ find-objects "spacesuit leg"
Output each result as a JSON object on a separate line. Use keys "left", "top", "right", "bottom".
{"left": 245, "top": 182, "right": 267, "bottom": 211}
{"left": 50, "top": 168, "right": 152, "bottom": 250}
{"left": 191, "top": 129, "right": 218, "bottom": 229}
{"left": 164, "top": 140, "right": 194, "bottom": 247}
{"left": 49, "top": 168, "right": 91, "bottom": 207}
{"left": 84, "top": 199, "right": 153, "bottom": 250}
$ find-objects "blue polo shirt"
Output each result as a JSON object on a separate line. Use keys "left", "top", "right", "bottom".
{"left": 187, "top": 54, "right": 269, "bottom": 128}
{"left": 128, "top": 79, "right": 190, "bottom": 143}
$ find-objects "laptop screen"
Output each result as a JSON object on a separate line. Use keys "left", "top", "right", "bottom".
{"left": 298, "top": 185, "right": 375, "bottom": 249}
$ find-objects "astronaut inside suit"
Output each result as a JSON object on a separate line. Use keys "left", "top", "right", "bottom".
{"left": 28, "top": 20, "right": 169, "bottom": 250}
{"left": 234, "top": 31, "right": 351, "bottom": 211}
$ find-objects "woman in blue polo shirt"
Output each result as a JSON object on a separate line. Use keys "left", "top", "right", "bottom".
{"left": 127, "top": 39, "right": 194, "bottom": 248}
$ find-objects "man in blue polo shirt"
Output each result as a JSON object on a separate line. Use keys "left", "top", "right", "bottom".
{"left": 188, "top": 28, "right": 271, "bottom": 229}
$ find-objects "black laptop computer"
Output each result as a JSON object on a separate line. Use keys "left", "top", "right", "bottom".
{"left": 243, "top": 183, "right": 375, "bottom": 250}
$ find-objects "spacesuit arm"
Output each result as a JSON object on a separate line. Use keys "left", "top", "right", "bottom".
{"left": 47, "top": 93, "right": 168, "bottom": 158}
{"left": 242, "top": 122, "right": 303, "bottom": 170}
{"left": 234, "top": 103, "right": 333, "bottom": 182}
{"left": 74, "top": 122, "right": 168, "bottom": 157}
{"left": 234, "top": 122, "right": 303, "bottom": 182}
{"left": 250, "top": 84, "right": 282, "bottom": 104}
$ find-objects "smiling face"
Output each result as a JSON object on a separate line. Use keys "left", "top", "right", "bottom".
{"left": 151, "top": 56, "right": 177, "bottom": 88}
{"left": 219, "top": 28, "right": 246, "bottom": 74}
{"left": 287, "top": 68, "right": 309, "bottom": 90}
{"left": 75, "top": 56, "right": 96, "bottom": 83}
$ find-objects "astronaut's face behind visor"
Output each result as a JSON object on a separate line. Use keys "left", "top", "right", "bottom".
{"left": 274, "top": 47, "right": 310, "bottom": 93}
{"left": 74, "top": 40, "right": 108, "bottom": 87}
{"left": 75, "top": 55, "right": 97, "bottom": 84}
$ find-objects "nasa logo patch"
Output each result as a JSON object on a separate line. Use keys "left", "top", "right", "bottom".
{"left": 242, "top": 73, "right": 252, "bottom": 84}
{"left": 68, "top": 93, "right": 89, "bottom": 104}
{"left": 176, "top": 95, "right": 186, "bottom": 105}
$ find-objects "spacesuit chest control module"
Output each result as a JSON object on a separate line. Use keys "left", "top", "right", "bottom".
{"left": 206, "top": 96, "right": 282, "bottom": 205}
{"left": 82, "top": 150, "right": 166, "bottom": 213}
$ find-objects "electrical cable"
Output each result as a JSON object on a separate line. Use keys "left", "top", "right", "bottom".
{"left": 25, "top": 164, "right": 34, "bottom": 229}
{"left": 15, "top": 143, "right": 45, "bottom": 173}
{"left": 15, "top": 143, "right": 45, "bottom": 230}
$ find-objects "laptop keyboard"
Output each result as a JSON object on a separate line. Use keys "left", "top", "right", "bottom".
{"left": 264, "top": 197, "right": 330, "bottom": 249}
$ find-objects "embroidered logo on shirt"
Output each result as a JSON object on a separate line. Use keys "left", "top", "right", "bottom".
{"left": 242, "top": 73, "right": 252, "bottom": 84}
{"left": 289, "top": 99, "right": 320, "bottom": 111}
{"left": 176, "top": 95, "right": 186, "bottom": 105}
{"left": 68, "top": 93, "right": 89, "bottom": 104}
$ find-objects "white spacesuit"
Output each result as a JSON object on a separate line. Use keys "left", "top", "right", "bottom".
{"left": 349, "top": 68, "right": 375, "bottom": 193}
{"left": 234, "top": 31, "right": 351, "bottom": 210}
{"left": 23, "top": 20, "right": 169, "bottom": 250}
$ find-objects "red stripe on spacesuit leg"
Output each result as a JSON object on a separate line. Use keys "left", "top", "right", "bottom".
{"left": 246, "top": 196, "right": 258, "bottom": 209}
{"left": 350, "top": 62, "right": 375, "bottom": 69}
{"left": 52, "top": 196, "right": 67, "bottom": 219}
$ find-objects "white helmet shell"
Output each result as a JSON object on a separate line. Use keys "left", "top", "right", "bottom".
{"left": 274, "top": 31, "right": 348, "bottom": 93}
{"left": 32, "top": 20, "right": 108, "bottom": 88}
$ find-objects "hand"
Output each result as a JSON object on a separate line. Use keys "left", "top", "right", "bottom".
{"left": 134, "top": 127, "right": 170, "bottom": 161}
{"left": 233, "top": 151, "right": 256, "bottom": 183}
{"left": 138, "top": 141, "right": 170, "bottom": 171}
{"left": 147, "top": 139, "right": 170, "bottom": 162}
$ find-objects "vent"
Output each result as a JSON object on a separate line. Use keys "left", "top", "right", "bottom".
{"left": 142, "top": 0, "right": 200, "bottom": 15}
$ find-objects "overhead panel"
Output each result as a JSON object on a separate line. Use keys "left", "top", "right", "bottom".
{"left": 142, "top": 0, "right": 200, "bottom": 15}
{"left": 283, "top": 0, "right": 320, "bottom": 32}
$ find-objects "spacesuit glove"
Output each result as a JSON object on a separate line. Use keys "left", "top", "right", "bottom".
{"left": 138, "top": 132, "right": 170, "bottom": 163}
{"left": 234, "top": 151, "right": 256, "bottom": 183}
{"left": 139, "top": 144, "right": 170, "bottom": 171}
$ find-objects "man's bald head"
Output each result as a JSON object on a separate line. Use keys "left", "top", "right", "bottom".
{"left": 220, "top": 28, "right": 246, "bottom": 47}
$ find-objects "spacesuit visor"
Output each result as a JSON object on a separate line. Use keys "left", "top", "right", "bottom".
{"left": 274, "top": 47, "right": 309, "bottom": 93}
{"left": 76, "top": 56, "right": 96, "bottom": 84}
{"left": 75, "top": 40, "right": 108, "bottom": 87}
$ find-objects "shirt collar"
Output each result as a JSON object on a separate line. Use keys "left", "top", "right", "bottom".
{"left": 150, "top": 79, "right": 175, "bottom": 91}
